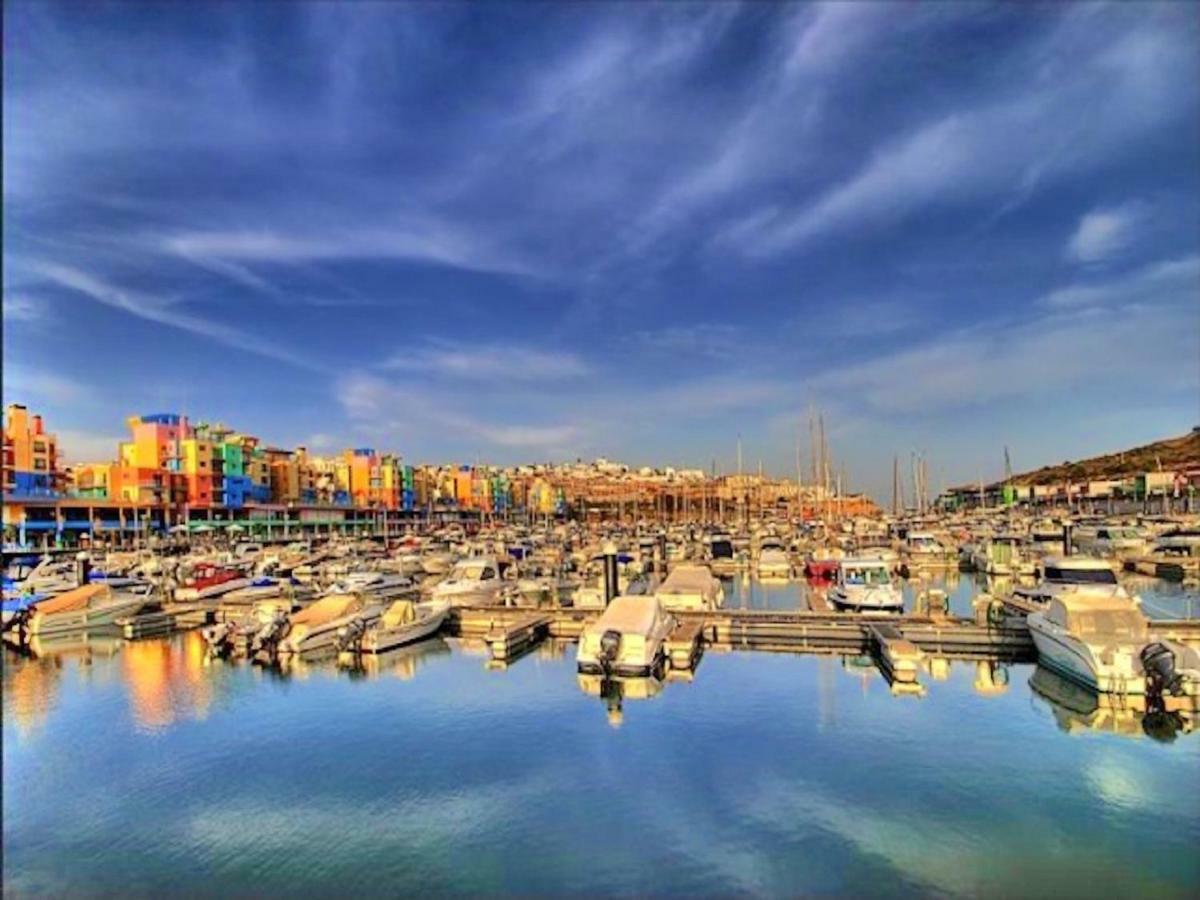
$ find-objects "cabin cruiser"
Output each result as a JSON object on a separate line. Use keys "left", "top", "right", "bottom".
{"left": 329, "top": 571, "right": 416, "bottom": 602}
{"left": 756, "top": 541, "right": 792, "bottom": 579}
{"left": 217, "top": 576, "right": 317, "bottom": 608}
{"left": 1007, "top": 556, "right": 1131, "bottom": 614}
{"left": 174, "top": 564, "right": 250, "bottom": 601}
{"left": 706, "top": 534, "right": 740, "bottom": 576}
{"left": 4, "top": 556, "right": 78, "bottom": 597}
{"left": 430, "top": 557, "right": 507, "bottom": 606}
{"left": 253, "top": 593, "right": 384, "bottom": 658}
{"left": 1126, "top": 531, "right": 1200, "bottom": 582}
{"left": 829, "top": 558, "right": 904, "bottom": 613}
{"left": 4, "top": 583, "right": 153, "bottom": 640}
{"left": 349, "top": 599, "right": 451, "bottom": 654}
{"left": 902, "top": 532, "right": 953, "bottom": 568}
{"left": 1027, "top": 594, "right": 1200, "bottom": 698}
{"left": 1072, "top": 525, "right": 1149, "bottom": 560}
{"left": 654, "top": 564, "right": 724, "bottom": 611}
{"left": 576, "top": 594, "right": 675, "bottom": 677}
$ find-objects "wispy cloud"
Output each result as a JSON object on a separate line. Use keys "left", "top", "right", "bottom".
{"left": 1065, "top": 200, "right": 1146, "bottom": 264}
{"left": 1040, "top": 255, "right": 1199, "bottom": 309}
{"left": 2, "top": 365, "right": 94, "bottom": 406}
{"left": 32, "top": 262, "right": 325, "bottom": 372}
{"left": 633, "top": 324, "right": 744, "bottom": 359}
{"left": 381, "top": 341, "right": 589, "bottom": 381}
{"left": 2, "top": 294, "right": 42, "bottom": 323}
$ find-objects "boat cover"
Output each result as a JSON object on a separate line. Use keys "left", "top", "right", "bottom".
{"left": 595, "top": 595, "right": 665, "bottom": 635}
{"left": 658, "top": 565, "right": 718, "bottom": 595}
{"left": 31, "top": 583, "right": 111, "bottom": 614}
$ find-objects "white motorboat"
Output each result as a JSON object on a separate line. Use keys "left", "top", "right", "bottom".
{"left": 970, "top": 535, "right": 1036, "bottom": 577}
{"left": 257, "top": 593, "right": 384, "bottom": 657}
{"left": 5, "top": 583, "right": 153, "bottom": 639}
{"left": 829, "top": 558, "right": 904, "bottom": 613}
{"left": 1008, "top": 556, "right": 1130, "bottom": 614}
{"left": 654, "top": 564, "right": 724, "bottom": 611}
{"left": 354, "top": 599, "right": 451, "bottom": 654}
{"left": 330, "top": 571, "right": 416, "bottom": 602}
{"left": 576, "top": 594, "right": 675, "bottom": 677}
{"left": 1027, "top": 594, "right": 1200, "bottom": 697}
{"left": 756, "top": 542, "right": 792, "bottom": 579}
{"left": 430, "top": 557, "right": 506, "bottom": 606}
{"left": 1072, "top": 525, "right": 1150, "bottom": 560}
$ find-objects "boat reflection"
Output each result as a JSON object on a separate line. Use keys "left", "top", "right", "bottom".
{"left": 973, "top": 660, "right": 1010, "bottom": 696}
{"left": 338, "top": 637, "right": 451, "bottom": 680}
{"left": 122, "top": 631, "right": 213, "bottom": 730}
{"left": 577, "top": 672, "right": 665, "bottom": 727}
{"left": 1029, "top": 665, "right": 1194, "bottom": 742}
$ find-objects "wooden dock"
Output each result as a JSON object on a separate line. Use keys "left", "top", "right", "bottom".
{"left": 480, "top": 611, "right": 554, "bottom": 662}
{"left": 867, "top": 622, "right": 923, "bottom": 684}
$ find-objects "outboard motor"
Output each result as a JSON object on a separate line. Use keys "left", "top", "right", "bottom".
{"left": 250, "top": 611, "right": 290, "bottom": 658}
{"left": 599, "top": 629, "right": 622, "bottom": 673}
{"left": 336, "top": 617, "right": 368, "bottom": 653}
{"left": 1141, "top": 642, "right": 1185, "bottom": 697}
{"left": 202, "top": 621, "right": 238, "bottom": 657}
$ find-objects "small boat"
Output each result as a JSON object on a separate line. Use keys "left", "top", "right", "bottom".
{"left": 756, "top": 541, "right": 792, "bottom": 579}
{"left": 902, "top": 532, "right": 954, "bottom": 568}
{"left": 431, "top": 557, "right": 507, "bottom": 606}
{"left": 970, "top": 535, "right": 1036, "bottom": 577}
{"left": 5, "top": 583, "right": 152, "bottom": 639}
{"left": 218, "top": 576, "right": 317, "bottom": 608}
{"left": 654, "top": 564, "right": 724, "bottom": 611}
{"left": 1072, "top": 525, "right": 1150, "bottom": 560}
{"left": 1027, "top": 594, "right": 1200, "bottom": 697}
{"left": 804, "top": 548, "right": 841, "bottom": 581}
{"left": 706, "top": 534, "right": 740, "bottom": 576}
{"left": 174, "top": 564, "right": 250, "bottom": 601}
{"left": 255, "top": 594, "right": 384, "bottom": 658}
{"left": 353, "top": 599, "right": 451, "bottom": 654}
{"left": 329, "top": 571, "right": 416, "bottom": 602}
{"left": 576, "top": 594, "right": 675, "bottom": 677}
{"left": 829, "top": 558, "right": 904, "bottom": 613}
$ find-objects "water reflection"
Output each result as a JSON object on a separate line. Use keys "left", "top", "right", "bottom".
{"left": 576, "top": 672, "right": 665, "bottom": 727}
{"left": 1029, "top": 666, "right": 1194, "bottom": 742}
{"left": 337, "top": 638, "right": 451, "bottom": 680}
{"left": 122, "top": 632, "right": 213, "bottom": 731}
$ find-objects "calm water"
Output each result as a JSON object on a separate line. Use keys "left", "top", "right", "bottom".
{"left": 4, "top": 575, "right": 1199, "bottom": 897}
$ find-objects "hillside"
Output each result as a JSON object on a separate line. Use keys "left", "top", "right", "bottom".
{"left": 1011, "top": 430, "right": 1200, "bottom": 487}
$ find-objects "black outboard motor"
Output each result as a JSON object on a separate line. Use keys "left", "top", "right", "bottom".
{"left": 1141, "top": 642, "right": 1185, "bottom": 697}
{"left": 251, "top": 611, "right": 290, "bottom": 658}
{"left": 599, "top": 629, "right": 622, "bottom": 673}
{"left": 336, "top": 617, "right": 368, "bottom": 653}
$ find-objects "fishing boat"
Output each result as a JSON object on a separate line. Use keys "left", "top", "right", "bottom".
{"left": 1027, "top": 594, "right": 1200, "bottom": 698}
{"left": 654, "top": 563, "right": 724, "bottom": 611}
{"left": 4, "top": 583, "right": 153, "bottom": 640}
{"left": 576, "top": 594, "right": 675, "bottom": 677}
{"left": 430, "top": 557, "right": 507, "bottom": 606}
{"left": 352, "top": 599, "right": 451, "bottom": 653}
{"left": 829, "top": 558, "right": 904, "bottom": 613}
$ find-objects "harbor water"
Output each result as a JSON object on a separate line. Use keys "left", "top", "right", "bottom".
{"left": 4, "top": 575, "right": 1199, "bottom": 897}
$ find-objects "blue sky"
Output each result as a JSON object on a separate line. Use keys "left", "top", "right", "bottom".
{"left": 4, "top": 1, "right": 1198, "bottom": 499}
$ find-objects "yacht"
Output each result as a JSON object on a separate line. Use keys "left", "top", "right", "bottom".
{"left": 352, "top": 599, "right": 451, "bottom": 654}
{"left": 1072, "top": 525, "right": 1150, "bottom": 560}
{"left": 654, "top": 564, "right": 724, "bottom": 611}
{"left": 829, "top": 558, "right": 904, "bottom": 613}
{"left": 1027, "top": 594, "right": 1200, "bottom": 697}
{"left": 1007, "top": 556, "right": 1130, "bottom": 614}
{"left": 576, "top": 594, "right": 675, "bottom": 677}
{"left": 430, "top": 557, "right": 507, "bottom": 606}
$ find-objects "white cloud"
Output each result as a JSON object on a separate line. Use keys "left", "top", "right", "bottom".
{"left": 1041, "top": 255, "right": 1198, "bottom": 309}
{"left": 2, "top": 365, "right": 93, "bottom": 406}
{"left": 1066, "top": 201, "right": 1145, "bottom": 263}
{"left": 382, "top": 342, "right": 589, "bottom": 381}
{"left": 633, "top": 324, "right": 743, "bottom": 359}
{"left": 2, "top": 294, "right": 42, "bottom": 323}
{"left": 31, "top": 262, "right": 325, "bottom": 372}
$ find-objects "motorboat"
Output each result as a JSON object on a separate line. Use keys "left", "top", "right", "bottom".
{"left": 576, "top": 594, "right": 675, "bottom": 677}
{"left": 217, "top": 576, "right": 317, "bottom": 608}
{"left": 1007, "top": 556, "right": 1130, "bottom": 614}
{"left": 1029, "top": 665, "right": 1194, "bottom": 741}
{"left": 654, "top": 564, "right": 724, "bottom": 611}
{"left": 430, "top": 557, "right": 507, "bottom": 606}
{"left": 174, "top": 564, "right": 250, "bottom": 601}
{"left": 1027, "top": 594, "right": 1200, "bottom": 698}
{"left": 901, "top": 532, "right": 953, "bottom": 568}
{"left": 329, "top": 571, "right": 416, "bottom": 602}
{"left": 201, "top": 598, "right": 295, "bottom": 657}
{"left": 352, "top": 599, "right": 451, "bottom": 654}
{"left": 4, "top": 556, "right": 78, "bottom": 597}
{"left": 706, "top": 534, "right": 740, "bottom": 576}
{"left": 4, "top": 583, "right": 153, "bottom": 640}
{"left": 255, "top": 593, "right": 384, "bottom": 658}
{"left": 1125, "top": 531, "right": 1200, "bottom": 582}
{"left": 571, "top": 552, "right": 649, "bottom": 609}
{"left": 829, "top": 558, "right": 904, "bottom": 613}
{"left": 804, "top": 547, "right": 842, "bottom": 581}
{"left": 756, "top": 541, "right": 792, "bottom": 579}
{"left": 1072, "top": 524, "right": 1150, "bottom": 560}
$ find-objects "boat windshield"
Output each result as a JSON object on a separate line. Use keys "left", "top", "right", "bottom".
{"left": 1045, "top": 567, "right": 1117, "bottom": 585}
{"left": 1070, "top": 610, "right": 1147, "bottom": 641}
{"left": 710, "top": 541, "right": 733, "bottom": 559}
{"left": 843, "top": 567, "right": 890, "bottom": 586}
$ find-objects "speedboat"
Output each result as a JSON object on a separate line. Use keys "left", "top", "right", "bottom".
{"left": 829, "top": 558, "right": 904, "bottom": 613}
{"left": 576, "top": 594, "right": 675, "bottom": 677}
{"left": 756, "top": 542, "right": 792, "bottom": 579}
{"left": 174, "top": 564, "right": 250, "bottom": 601}
{"left": 218, "top": 576, "right": 317, "bottom": 608}
{"left": 430, "top": 557, "right": 507, "bottom": 606}
{"left": 352, "top": 599, "right": 451, "bottom": 654}
{"left": 654, "top": 564, "right": 724, "bottom": 611}
{"left": 4, "top": 583, "right": 153, "bottom": 640}
{"left": 902, "top": 532, "right": 953, "bottom": 568}
{"left": 970, "top": 535, "right": 1036, "bottom": 577}
{"left": 329, "top": 571, "right": 416, "bottom": 602}
{"left": 1027, "top": 594, "right": 1200, "bottom": 698}
{"left": 706, "top": 534, "right": 740, "bottom": 576}
{"left": 256, "top": 593, "right": 384, "bottom": 658}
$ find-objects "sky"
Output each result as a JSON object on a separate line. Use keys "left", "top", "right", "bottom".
{"left": 3, "top": 1, "right": 1199, "bottom": 500}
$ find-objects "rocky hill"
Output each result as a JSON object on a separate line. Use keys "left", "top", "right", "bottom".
{"left": 1012, "top": 429, "right": 1200, "bottom": 486}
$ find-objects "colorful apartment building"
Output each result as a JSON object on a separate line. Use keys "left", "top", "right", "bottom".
{"left": 3, "top": 403, "right": 64, "bottom": 497}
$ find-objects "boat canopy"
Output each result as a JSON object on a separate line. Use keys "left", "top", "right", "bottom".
{"left": 30, "top": 583, "right": 111, "bottom": 614}
{"left": 1045, "top": 595, "right": 1148, "bottom": 640}
{"left": 596, "top": 595, "right": 666, "bottom": 636}
{"left": 658, "top": 565, "right": 717, "bottom": 595}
